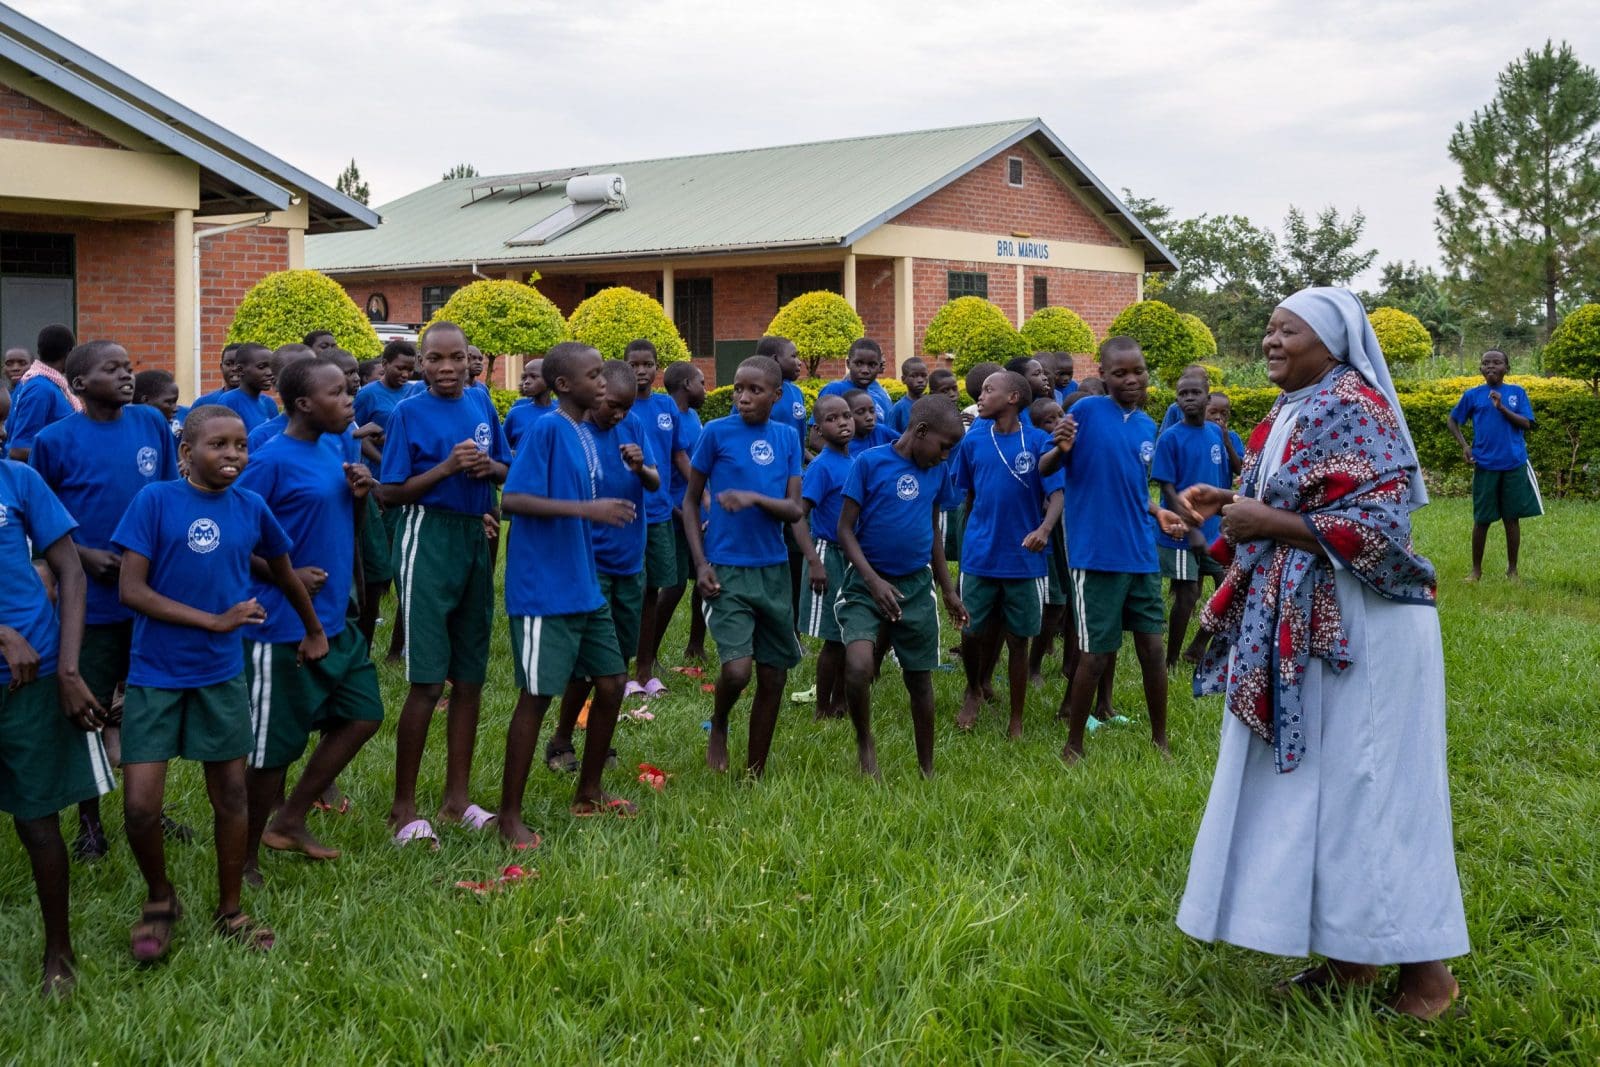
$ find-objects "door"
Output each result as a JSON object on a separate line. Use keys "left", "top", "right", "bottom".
{"left": 0, "top": 277, "right": 76, "bottom": 353}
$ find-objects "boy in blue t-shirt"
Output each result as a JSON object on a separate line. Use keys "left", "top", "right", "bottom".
{"left": 378, "top": 322, "right": 510, "bottom": 844}
{"left": 625, "top": 339, "right": 689, "bottom": 700}
{"left": 499, "top": 344, "right": 640, "bottom": 835}
{"left": 844, "top": 389, "right": 897, "bottom": 455}
{"left": 758, "top": 336, "right": 812, "bottom": 624}
{"left": 0, "top": 457, "right": 113, "bottom": 994}
{"left": 32, "top": 341, "right": 179, "bottom": 861}
{"left": 353, "top": 341, "right": 417, "bottom": 439}
{"left": 113, "top": 406, "right": 325, "bottom": 959}
{"left": 1003, "top": 355, "right": 1056, "bottom": 427}
{"left": 1151, "top": 369, "right": 1231, "bottom": 672}
{"left": 1205, "top": 392, "right": 1245, "bottom": 479}
{"left": 1040, "top": 338, "right": 1187, "bottom": 765}
{"left": 683, "top": 356, "right": 804, "bottom": 777}
{"left": 234, "top": 359, "right": 384, "bottom": 882}
{"left": 502, "top": 356, "right": 555, "bottom": 455}
{"left": 792, "top": 394, "right": 855, "bottom": 720}
{"left": 1447, "top": 348, "right": 1540, "bottom": 581}
{"left": 191, "top": 343, "right": 243, "bottom": 409}
{"left": 952, "top": 371, "right": 1064, "bottom": 739}
{"left": 648, "top": 361, "right": 710, "bottom": 671}
{"left": 216, "top": 343, "right": 279, "bottom": 433}
{"left": 1047, "top": 352, "right": 1080, "bottom": 407}
{"left": 133, "top": 369, "right": 188, "bottom": 440}
{"left": 887, "top": 357, "right": 929, "bottom": 433}
{"left": 834, "top": 396, "right": 967, "bottom": 777}
{"left": 5, "top": 323, "right": 77, "bottom": 462}
{"left": 816, "top": 338, "right": 892, "bottom": 426}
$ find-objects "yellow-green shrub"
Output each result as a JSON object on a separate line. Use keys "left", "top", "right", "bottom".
{"left": 699, "top": 376, "right": 904, "bottom": 423}
{"left": 569, "top": 286, "right": 689, "bottom": 364}
{"left": 1544, "top": 303, "right": 1600, "bottom": 392}
{"left": 226, "top": 269, "right": 381, "bottom": 358}
{"left": 924, "top": 297, "right": 1027, "bottom": 375}
{"left": 1368, "top": 307, "right": 1433, "bottom": 366}
{"left": 422, "top": 279, "right": 567, "bottom": 359}
{"left": 1105, "top": 299, "right": 1208, "bottom": 386}
{"left": 1019, "top": 307, "right": 1096, "bottom": 355}
{"left": 766, "top": 293, "right": 864, "bottom": 376}
{"left": 1180, "top": 313, "right": 1218, "bottom": 361}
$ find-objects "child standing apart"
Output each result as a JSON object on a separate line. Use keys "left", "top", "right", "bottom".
{"left": 888, "top": 357, "right": 929, "bottom": 432}
{"left": 683, "top": 356, "right": 805, "bottom": 775}
{"left": 378, "top": 322, "right": 509, "bottom": 845}
{"left": 833, "top": 397, "right": 967, "bottom": 776}
{"left": 1448, "top": 349, "right": 1539, "bottom": 581}
{"left": 793, "top": 393, "right": 855, "bottom": 719}
{"left": 625, "top": 339, "right": 686, "bottom": 699}
{"left": 113, "top": 406, "right": 327, "bottom": 958}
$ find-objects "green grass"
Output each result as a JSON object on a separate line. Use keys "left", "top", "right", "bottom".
{"left": 2, "top": 498, "right": 1598, "bottom": 1063}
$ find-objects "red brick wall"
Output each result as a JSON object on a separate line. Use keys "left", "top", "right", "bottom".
{"left": 198, "top": 226, "right": 290, "bottom": 390}
{"left": 891, "top": 150, "right": 1122, "bottom": 247}
{"left": 0, "top": 84, "right": 122, "bottom": 149}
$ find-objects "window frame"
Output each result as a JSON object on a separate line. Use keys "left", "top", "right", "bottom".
{"left": 420, "top": 283, "right": 460, "bottom": 320}
{"left": 1006, "top": 156, "right": 1025, "bottom": 188}
{"left": 946, "top": 271, "right": 988, "bottom": 301}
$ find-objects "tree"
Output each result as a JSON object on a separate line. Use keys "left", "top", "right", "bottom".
{"left": 335, "top": 158, "right": 369, "bottom": 205}
{"left": 923, "top": 297, "right": 1027, "bottom": 375}
{"left": 227, "top": 270, "right": 381, "bottom": 358}
{"left": 442, "top": 163, "right": 480, "bottom": 180}
{"left": 1019, "top": 306, "right": 1096, "bottom": 355}
{"left": 425, "top": 279, "right": 567, "bottom": 381}
{"left": 1105, "top": 300, "right": 1209, "bottom": 385}
{"left": 1436, "top": 41, "right": 1600, "bottom": 339}
{"left": 1274, "top": 206, "right": 1378, "bottom": 292}
{"left": 569, "top": 286, "right": 690, "bottom": 364}
{"left": 1545, "top": 302, "right": 1600, "bottom": 392}
{"left": 767, "top": 291, "right": 864, "bottom": 377}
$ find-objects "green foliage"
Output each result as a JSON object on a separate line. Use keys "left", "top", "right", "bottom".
{"left": 700, "top": 376, "right": 904, "bottom": 422}
{"left": 423, "top": 280, "right": 567, "bottom": 358}
{"left": 1105, "top": 299, "right": 1208, "bottom": 385}
{"left": 923, "top": 297, "right": 1027, "bottom": 376}
{"left": 441, "top": 163, "right": 479, "bottom": 180}
{"left": 226, "top": 269, "right": 381, "bottom": 359}
{"left": 569, "top": 286, "right": 690, "bottom": 364}
{"left": 335, "top": 158, "right": 369, "bottom": 206}
{"left": 766, "top": 292, "right": 865, "bottom": 376}
{"left": 1544, "top": 303, "right": 1600, "bottom": 391}
{"left": 489, "top": 388, "right": 520, "bottom": 420}
{"left": 1019, "top": 307, "right": 1096, "bottom": 355}
{"left": 1274, "top": 205, "right": 1379, "bottom": 292}
{"left": 1179, "top": 313, "right": 1218, "bottom": 361}
{"left": 1368, "top": 307, "right": 1434, "bottom": 365}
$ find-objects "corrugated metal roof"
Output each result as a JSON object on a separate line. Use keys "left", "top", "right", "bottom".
{"left": 308, "top": 119, "right": 1175, "bottom": 273}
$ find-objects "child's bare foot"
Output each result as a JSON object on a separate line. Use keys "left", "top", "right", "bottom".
{"left": 1153, "top": 739, "right": 1173, "bottom": 761}
{"left": 683, "top": 646, "right": 707, "bottom": 663}
{"left": 1060, "top": 743, "right": 1084, "bottom": 766}
{"left": 262, "top": 823, "right": 341, "bottom": 860}
{"left": 1463, "top": 570, "right": 1481, "bottom": 583}
{"left": 857, "top": 740, "right": 879, "bottom": 779}
{"left": 495, "top": 815, "right": 542, "bottom": 849}
{"left": 955, "top": 691, "right": 981, "bottom": 730}
{"left": 1007, "top": 714, "right": 1023, "bottom": 740}
{"left": 707, "top": 727, "right": 730, "bottom": 772}
{"left": 41, "top": 953, "right": 75, "bottom": 998}
{"left": 242, "top": 862, "right": 264, "bottom": 888}
{"left": 1506, "top": 569, "right": 1520, "bottom": 583}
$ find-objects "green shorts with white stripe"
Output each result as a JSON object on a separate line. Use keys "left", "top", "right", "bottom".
{"left": 833, "top": 565, "right": 943, "bottom": 672}
{"left": 1069, "top": 568, "right": 1165, "bottom": 655}
{"left": 389, "top": 504, "right": 494, "bottom": 685}
{"left": 244, "top": 627, "right": 384, "bottom": 770}
{"left": 958, "top": 572, "right": 1046, "bottom": 638}
{"left": 509, "top": 609, "right": 626, "bottom": 697}
{"left": 0, "top": 674, "right": 114, "bottom": 820}
{"left": 798, "top": 538, "right": 849, "bottom": 642}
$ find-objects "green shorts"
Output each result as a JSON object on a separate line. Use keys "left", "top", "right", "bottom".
{"left": 122, "top": 675, "right": 252, "bottom": 764}
{"left": 671, "top": 514, "right": 695, "bottom": 587}
{"left": 834, "top": 565, "right": 943, "bottom": 672}
{"left": 80, "top": 620, "right": 133, "bottom": 708}
{"left": 0, "top": 675, "right": 114, "bottom": 820}
{"left": 960, "top": 573, "right": 1046, "bottom": 638}
{"left": 599, "top": 569, "right": 647, "bottom": 661}
{"left": 509, "top": 608, "right": 626, "bottom": 696}
{"left": 391, "top": 505, "right": 494, "bottom": 685}
{"left": 798, "top": 538, "right": 848, "bottom": 642}
{"left": 1069, "top": 569, "right": 1165, "bottom": 655}
{"left": 1472, "top": 464, "right": 1543, "bottom": 525}
{"left": 360, "top": 494, "right": 393, "bottom": 584}
{"left": 1160, "top": 544, "right": 1222, "bottom": 583}
{"left": 943, "top": 502, "right": 968, "bottom": 564}
{"left": 1045, "top": 536, "right": 1068, "bottom": 606}
{"left": 644, "top": 520, "right": 677, "bottom": 588}
{"left": 244, "top": 627, "right": 384, "bottom": 770}
{"left": 702, "top": 563, "right": 802, "bottom": 668}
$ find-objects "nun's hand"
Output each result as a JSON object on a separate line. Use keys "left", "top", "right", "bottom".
{"left": 1219, "top": 496, "right": 1274, "bottom": 544}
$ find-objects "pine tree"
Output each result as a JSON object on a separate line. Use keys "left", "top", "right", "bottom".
{"left": 1436, "top": 41, "right": 1600, "bottom": 338}
{"left": 335, "top": 158, "right": 370, "bottom": 205}
{"left": 442, "top": 163, "right": 480, "bottom": 180}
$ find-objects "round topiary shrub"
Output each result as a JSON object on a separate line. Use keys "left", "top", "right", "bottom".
{"left": 423, "top": 279, "right": 567, "bottom": 363}
{"left": 767, "top": 292, "right": 865, "bottom": 377}
{"left": 1104, "top": 299, "right": 1205, "bottom": 386}
{"left": 569, "top": 286, "right": 689, "bottom": 364}
{"left": 1367, "top": 307, "right": 1433, "bottom": 366}
{"left": 924, "top": 297, "right": 1027, "bottom": 376}
{"left": 1543, "top": 303, "right": 1600, "bottom": 392}
{"left": 701, "top": 385, "right": 734, "bottom": 421}
{"left": 1019, "top": 306, "right": 1096, "bottom": 355}
{"left": 1180, "top": 313, "right": 1218, "bottom": 362}
{"left": 226, "top": 269, "right": 381, "bottom": 358}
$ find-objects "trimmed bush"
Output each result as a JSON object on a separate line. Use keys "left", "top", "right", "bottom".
{"left": 1019, "top": 306, "right": 1096, "bottom": 355}
{"left": 766, "top": 293, "right": 865, "bottom": 376}
{"left": 226, "top": 269, "right": 381, "bottom": 359}
{"left": 1545, "top": 303, "right": 1600, "bottom": 392}
{"left": 1104, "top": 299, "right": 1206, "bottom": 386}
{"left": 489, "top": 388, "right": 520, "bottom": 420}
{"left": 699, "top": 376, "right": 904, "bottom": 423}
{"left": 569, "top": 286, "right": 689, "bottom": 364}
{"left": 924, "top": 297, "right": 1028, "bottom": 376}
{"left": 1367, "top": 307, "right": 1433, "bottom": 366}
{"left": 423, "top": 280, "right": 567, "bottom": 364}
{"left": 1180, "top": 313, "right": 1218, "bottom": 362}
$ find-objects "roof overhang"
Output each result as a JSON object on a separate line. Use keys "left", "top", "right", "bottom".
{"left": 317, "top": 237, "right": 855, "bottom": 277}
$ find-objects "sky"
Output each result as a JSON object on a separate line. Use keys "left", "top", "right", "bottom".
{"left": 13, "top": 0, "right": 1599, "bottom": 284}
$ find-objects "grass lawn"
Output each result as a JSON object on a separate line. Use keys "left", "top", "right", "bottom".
{"left": 1, "top": 497, "right": 1598, "bottom": 1063}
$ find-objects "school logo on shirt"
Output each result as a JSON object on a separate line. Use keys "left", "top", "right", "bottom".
{"left": 896, "top": 474, "right": 920, "bottom": 501}
{"left": 792, "top": 401, "right": 806, "bottom": 420}
{"left": 1506, "top": 394, "right": 1519, "bottom": 410}
{"left": 1139, "top": 440, "right": 1155, "bottom": 465}
{"left": 657, "top": 412, "right": 674, "bottom": 432}
{"left": 0, "top": 505, "right": 8, "bottom": 528}
{"left": 1210, "top": 444, "right": 1223, "bottom": 465}
{"left": 1014, "top": 450, "right": 1034, "bottom": 475}
{"left": 750, "top": 439, "right": 775, "bottom": 466}
{"left": 473, "top": 422, "right": 492, "bottom": 452}
{"left": 187, "top": 517, "right": 221, "bottom": 554}
{"left": 136, "top": 446, "right": 158, "bottom": 477}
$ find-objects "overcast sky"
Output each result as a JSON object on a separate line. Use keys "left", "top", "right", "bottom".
{"left": 15, "top": 0, "right": 1598, "bottom": 283}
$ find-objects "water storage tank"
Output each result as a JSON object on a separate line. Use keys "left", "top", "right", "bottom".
{"left": 566, "top": 173, "right": 626, "bottom": 204}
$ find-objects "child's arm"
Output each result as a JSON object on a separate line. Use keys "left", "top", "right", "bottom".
{"left": 1038, "top": 417, "right": 1078, "bottom": 475}
{"left": 715, "top": 476, "right": 804, "bottom": 524}
{"left": 1491, "top": 391, "right": 1533, "bottom": 431}
{"left": 500, "top": 491, "right": 635, "bottom": 526}
{"left": 673, "top": 449, "right": 692, "bottom": 488}
{"left": 1446, "top": 413, "right": 1473, "bottom": 466}
{"left": 119, "top": 551, "right": 267, "bottom": 634}
{"left": 42, "top": 534, "right": 106, "bottom": 729}
{"left": 620, "top": 441, "right": 660, "bottom": 493}
{"left": 1222, "top": 428, "right": 1243, "bottom": 476}
{"left": 1022, "top": 489, "right": 1064, "bottom": 552}
{"left": 1158, "top": 480, "right": 1204, "bottom": 529}
{"left": 377, "top": 439, "right": 484, "bottom": 507}
{"left": 928, "top": 497, "right": 967, "bottom": 628}
{"left": 681, "top": 468, "right": 719, "bottom": 597}
{"left": 262, "top": 553, "right": 329, "bottom": 664}
{"left": 834, "top": 497, "right": 902, "bottom": 620}
{"left": 789, "top": 500, "right": 826, "bottom": 595}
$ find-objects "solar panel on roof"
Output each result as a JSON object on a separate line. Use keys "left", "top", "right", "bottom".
{"left": 466, "top": 168, "right": 588, "bottom": 192}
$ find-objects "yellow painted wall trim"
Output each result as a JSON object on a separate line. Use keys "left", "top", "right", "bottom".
{"left": 893, "top": 257, "right": 914, "bottom": 366}
{"left": 852, "top": 223, "right": 1145, "bottom": 275}
{"left": 0, "top": 137, "right": 197, "bottom": 210}
{"left": 287, "top": 228, "right": 305, "bottom": 270}
{"left": 172, "top": 208, "right": 196, "bottom": 399}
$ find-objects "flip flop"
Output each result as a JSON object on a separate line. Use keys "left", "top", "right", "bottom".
{"left": 642, "top": 678, "right": 668, "bottom": 698}
{"left": 545, "top": 743, "right": 579, "bottom": 773}
{"left": 459, "top": 804, "right": 495, "bottom": 831}
{"left": 624, "top": 680, "right": 647, "bottom": 697}
{"left": 669, "top": 665, "right": 706, "bottom": 678}
{"left": 130, "top": 895, "right": 182, "bottom": 963}
{"left": 572, "top": 796, "right": 639, "bottom": 819}
{"left": 392, "top": 819, "right": 439, "bottom": 849}
{"left": 214, "top": 910, "right": 275, "bottom": 952}
{"left": 455, "top": 865, "right": 537, "bottom": 895}
{"left": 790, "top": 686, "right": 817, "bottom": 704}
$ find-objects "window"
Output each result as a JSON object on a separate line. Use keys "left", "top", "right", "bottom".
{"left": 1007, "top": 157, "right": 1024, "bottom": 187}
{"left": 583, "top": 281, "right": 618, "bottom": 300}
{"left": 0, "top": 231, "right": 76, "bottom": 353}
{"left": 775, "top": 271, "right": 843, "bottom": 309}
{"left": 421, "top": 284, "right": 460, "bottom": 319}
{"left": 0, "top": 232, "right": 74, "bottom": 276}
{"left": 1033, "top": 276, "right": 1048, "bottom": 312}
{"left": 947, "top": 271, "right": 988, "bottom": 301}
{"left": 675, "top": 278, "right": 714, "bottom": 357}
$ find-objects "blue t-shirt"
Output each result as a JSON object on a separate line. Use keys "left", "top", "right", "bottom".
{"left": 0, "top": 462, "right": 76, "bottom": 684}
{"left": 1158, "top": 402, "right": 1182, "bottom": 435}
{"left": 30, "top": 406, "right": 179, "bottom": 624}
{"left": 192, "top": 389, "right": 228, "bottom": 409}
{"left": 847, "top": 425, "right": 898, "bottom": 456}
{"left": 689, "top": 416, "right": 802, "bottom": 567}
{"left": 5, "top": 376, "right": 74, "bottom": 453}
{"left": 111, "top": 480, "right": 293, "bottom": 688}
{"left": 379, "top": 390, "right": 509, "bottom": 516}
{"left": 951, "top": 423, "right": 1063, "bottom": 579}
{"left": 1059, "top": 396, "right": 1158, "bottom": 574}
{"left": 216, "top": 388, "right": 277, "bottom": 433}
{"left": 633, "top": 393, "right": 679, "bottom": 525}
{"left": 235, "top": 433, "right": 356, "bottom": 642}
{"left": 887, "top": 394, "right": 923, "bottom": 433}
{"left": 1150, "top": 420, "right": 1229, "bottom": 549}
{"left": 669, "top": 407, "right": 703, "bottom": 508}
{"left": 503, "top": 413, "right": 604, "bottom": 617}
{"left": 502, "top": 399, "right": 555, "bottom": 455}
{"left": 801, "top": 447, "right": 852, "bottom": 543}
{"left": 168, "top": 404, "right": 189, "bottom": 439}
{"left": 1054, "top": 382, "right": 1079, "bottom": 407}
{"left": 772, "top": 381, "right": 810, "bottom": 446}
{"left": 248, "top": 416, "right": 361, "bottom": 463}
{"left": 1451, "top": 383, "right": 1534, "bottom": 471}
{"left": 842, "top": 444, "right": 945, "bottom": 575}
{"left": 816, "top": 379, "right": 892, "bottom": 425}
{"left": 353, "top": 380, "right": 410, "bottom": 435}
{"left": 590, "top": 411, "right": 655, "bottom": 577}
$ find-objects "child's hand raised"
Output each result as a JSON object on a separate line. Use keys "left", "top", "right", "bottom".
{"left": 213, "top": 599, "right": 267, "bottom": 633}
{"left": 619, "top": 442, "right": 645, "bottom": 473}
{"left": 1051, "top": 416, "right": 1078, "bottom": 452}
{"left": 343, "top": 462, "right": 376, "bottom": 498}
{"left": 0, "top": 624, "right": 40, "bottom": 689}
{"left": 587, "top": 498, "right": 637, "bottom": 527}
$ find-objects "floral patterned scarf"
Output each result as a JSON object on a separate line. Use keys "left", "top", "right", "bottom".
{"left": 1192, "top": 365, "right": 1436, "bottom": 773}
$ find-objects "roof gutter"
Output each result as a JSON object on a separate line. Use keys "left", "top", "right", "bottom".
{"left": 193, "top": 214, "right": 270, "bottom": 393}
{"left": 315, "top": 237, "right": 850, "bottom": 277}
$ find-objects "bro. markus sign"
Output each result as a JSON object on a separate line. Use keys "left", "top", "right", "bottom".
{"left": 996, "top": 239, "right": 1050, "bottom": 260}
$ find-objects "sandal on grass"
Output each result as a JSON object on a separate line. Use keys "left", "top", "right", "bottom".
{"left": 130, "top": 895, "right": 182, "bottom": 963}
{"left": 545, "top": 742, "right": 579, "bottom": 774}
{"left": 571, "top": 795, "right": 638, "bottom": 819}
{"left": 214, "top": 910, "right": 275, "bottom": 952}
{"left": 459, "top": 804, "right": 496, "bottom": 831}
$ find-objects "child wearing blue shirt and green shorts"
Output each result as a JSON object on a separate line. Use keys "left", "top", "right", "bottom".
{"left": 378, "top": 322, "right": 509, "bottom": 845}
{"left": 793, "top": 393, "right": 855, "bottom": 720}
{"left": 1448, "top": 349, "right": 1540, "bottom": 581}
{"left": 625, "top": 339, "right": 688, "bottom": 698}
{"left": 113, "top": 405, "right": 326, "bottom": 960}
{"left": 683, "top": 356, "right": 805, "bottom": 777}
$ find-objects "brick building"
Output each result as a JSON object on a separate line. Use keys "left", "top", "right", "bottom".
{"left": 308, "top": 119, "right": 1176, "bottom": 387}
{"left": 0, "top": 5, "right": 375, "bottom": 397}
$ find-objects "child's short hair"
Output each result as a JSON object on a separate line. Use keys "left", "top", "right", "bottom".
{"left": 221, "top": 342, "right": 241, "bottom": 359}
{"left": 663, "top": 361, "right": 701, "bottom": 392}
{"left": 841, "top": 388, "right": 869, "bottom": 407}
{"left": 848, "top": 338, "right": 882, "bottom": 361}
{"left": 271, "top": 343, "right": 315, "bottom": 373}
{"left": 600, "top": 360, "right": 636, "bottom": 396}
{"left": 235, "top": 341, "right": 272, "bottom": 367}
{"left": 1049, "top": 351, "right": 1076, "bottom": 380}
{"left": 812, "top": 392, "right": 848, "bottom": 418}
{"left": 736, "top": 355, "right": 782, "bottom": 389}
{"left": 624, "top": 338, "right": 657, "bottom": 360}
{"left": 420, "top": 320, "right": 465, "bottom": 350}
{"left": 1176, "top": 365, "right": 1210, "bottom": 388}
{"left": 1003, "top": 356, "right": 1038, "bottom": 376}
{"left": 908, "top": 395, "right": 963, "bottom": 436}
{"left": 989, "top": 371, "right": 1031, "bottom": 408}
{"left": 277, "top": 355, "right": 331, "bottom": 409}
{"left": 302, "top": 329, "right": 335, "bottom": 348}
{"left": 133, "top": 369, "right": 175, "bottom": 403}
{"left": 963, "top": 362, "right": 1002, "bottom": 404}
{"left": 753, "top": 336, "right": 793, "bottom": 359}
{"left": 928, "top": 368, "right": 958, "bottom": 390}
{"left": 357, "top": 358, "right": 379, "bottom": 380}
{"left": 182, "top": 404, "right": 243, "bottom": 444}
{"left": 37, "top": 323, "right": 75, "bottom": 363}
{"left": 542, "top": 341, "right": 600, "bottom": 394}
{"left": 1208, "top": 390, "right": 1229, "bottom": 402}
{"left": 63, "top": 340, "right": 123, "bottom": 390}
{"left": 381, "top": 340, "right": 416, "bottom": 362}
{"left": 1099, "top": 335, "right": 1143, "bottom": 363}
{"left": 1028, "top": 397, "right": 1062, "bottom": 425}
{"left": 900, "top": 356, "right": 927, "bottom": 372}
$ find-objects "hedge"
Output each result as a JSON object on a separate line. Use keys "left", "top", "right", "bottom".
{"left": 1019, "top": 307, "right": 1096, "bottom": 355}
{"left": 766, "top": 292, "right": 864, "bottom": 375}
{"left": 489, "top": 388, "right": 520, "bottom": 420}
{"left": 1545, "top": 303, "right": 1600, "bottom": 391}
{"left": 700, "top": 377, "right": 907, "bottom": 423}
{"left": 569, "top": 286, "right": 689, "bottom": 364}
{"left": 226, "top": 269, "right": 381, "bottom": 359}
{"left": 422, "top": 280, "right": 567, "bottom": 362}
{"left": 924, "top": 297, "right": 1027, "bottom": 375}
{"left": 1105, "top": 300, "right": 1208, "bottom": 386}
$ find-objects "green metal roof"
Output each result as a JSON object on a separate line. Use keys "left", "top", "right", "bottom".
{"left": 307, "top": 118, "right": 1175, "bottom": 273}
